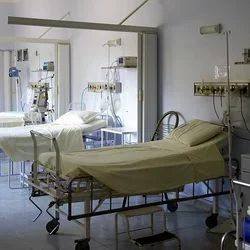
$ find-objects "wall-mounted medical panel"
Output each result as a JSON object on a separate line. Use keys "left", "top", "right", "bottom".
{"left": 88, "top": 82, "right": 122, "bottom": 93}
{"left": 194, "top": 82, "right": 250, "bottom": 97}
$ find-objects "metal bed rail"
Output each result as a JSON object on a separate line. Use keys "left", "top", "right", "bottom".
{"left": 228, "top": 180, "right": 250, "bottom": 250}
{"left": 66, "top": 176, "right": 230, "bottom": 221}
{"left": 30, "top": 130, "right": 62, "bottom": 226}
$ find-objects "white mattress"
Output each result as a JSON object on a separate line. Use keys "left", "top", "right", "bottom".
{"left": 0, "top": 119, "right": 106, "bottom": 162}
{"left": 0, "top": 117, "right": 25, "bottom": 127}
{"left": 0, "top": 112, "right": 31, "bottom": 122}
{"left": 39, "top": 132, "right": 228, "bottom": 195}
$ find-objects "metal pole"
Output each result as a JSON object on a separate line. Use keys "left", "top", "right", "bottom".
{"left": 8, "top": 17, "right": 157, "bottom": 34}
{"left": 119, "top": 0, "right": 149, "bottom": 25}
{"left": 38, "top": 11, "right": 70, "bottom": 39}
{"left": 225, "top": 30, "right": 234, "bottom": 218}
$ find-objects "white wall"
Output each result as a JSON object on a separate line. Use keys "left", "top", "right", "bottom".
{"left": 10, "top": 0, "right": 164, "bottom": 129}
{"left": 0, "top": 2, "right": 14, "bottom": 49}
{"left": 13, "top": 43, "right": 55, "bottom": 111}
{"left": 7, "top": 0, "right": 248, "bottom": 211}
{"left": 158, "top": 0, "right": 250, "bottom": 159}
{"left": 9, "top": 0, "right": 249, "bottom": 162}
{"left": 71, "top": 30, "right": 138, "bottom": 128}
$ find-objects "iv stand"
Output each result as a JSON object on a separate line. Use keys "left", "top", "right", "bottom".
{"left": 209, "top": 30, "right": 236, "bottom": 234}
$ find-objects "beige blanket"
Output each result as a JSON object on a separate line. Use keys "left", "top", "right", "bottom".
{"left": 39, "top": 133, "right": 227, "bottom": 195}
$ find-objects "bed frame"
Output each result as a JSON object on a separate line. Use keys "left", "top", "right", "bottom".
{"left": 26, "top": 129, "right": 238, "bottom": 250}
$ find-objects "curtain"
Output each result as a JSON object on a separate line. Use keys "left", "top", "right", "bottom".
{"left": 0, "top": 51, "right": 12, "bottom": 112}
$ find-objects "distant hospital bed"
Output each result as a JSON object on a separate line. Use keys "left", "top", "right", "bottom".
{"left": 0, "top": 112, "right": 28, "bottom": 127}
{"left": 0, "top": 110, "right": 106, "bottom": 162}
{"left": 26, "top": 118, "right": 233, "bottom": 249}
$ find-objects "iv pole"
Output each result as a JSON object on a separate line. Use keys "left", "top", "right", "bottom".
{"left": 225, "top": 30, "right": 234, "bottom": 220}
{"left": 209, "top": 30, "right": 236, "bottom": 234}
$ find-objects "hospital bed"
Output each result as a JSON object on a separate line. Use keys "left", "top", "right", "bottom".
{"left": 0, "top": 111, "right": 33, "bottom": 127}
{"left": 0, "top": 111, "right": 107, "bottom": 189}
{"left": 26, "top": 119, "right": 234, "bottom": 250}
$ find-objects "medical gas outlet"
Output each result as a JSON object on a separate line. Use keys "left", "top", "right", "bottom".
{"left": 88, "top": 82, "right": 122, "bottom": 93}
{"left": 194, "top": 82, "right": 250, "bottom": 97}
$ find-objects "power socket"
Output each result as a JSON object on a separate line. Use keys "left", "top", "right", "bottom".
{"left": 88, "top": 82, "right": 122, "bottom": 93}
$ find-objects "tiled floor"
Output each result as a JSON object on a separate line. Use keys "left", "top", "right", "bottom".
{"left": 0, "top": 176, "right": 237, "bottom": 250}
{"left": 0, "top": 153, "right": 236, "bottom": 250}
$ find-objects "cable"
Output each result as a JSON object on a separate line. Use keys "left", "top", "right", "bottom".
{"left": 240, "top": 91, "right": 250, "bottom": 134}
{"left": 110, "top": 92, "right": 122, "bottom": 127}
{"left": 18, "top": 76, "right": 24, "bottom": 111}
{"left": 80, "top": 87, "right": 88, "bottom": 111}
{"left": 231, "top": 131, "right": 250, "bottom": 141}
{"left": 213, "top": 92, "right": 222, "bottom": 123}
{"left": 105, "top": 60, "right": 118, "bottom": 83}
{"left": 213, "top": 89, "right": 250, "bottom": 141}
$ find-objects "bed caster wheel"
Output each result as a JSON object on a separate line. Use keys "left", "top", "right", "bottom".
{"left": 167, "top": 202, "right": 178, "bottom": 212}
{"left": 75, "top": 240, "right": 90, "bottom": 250}
{"left": 46, "top": 219, "right": 60, "bottom": 234}
{"left": 205, "top": 213, "right": 218, "bottom": 229}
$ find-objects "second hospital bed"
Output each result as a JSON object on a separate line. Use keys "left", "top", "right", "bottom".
{"left": 0, "top": 114, "right": 107, "bottom": 162}
{"left": 27, "top": 119, "right": 232, "bottom": 250}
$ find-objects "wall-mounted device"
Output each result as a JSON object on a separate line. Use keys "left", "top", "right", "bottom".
{"left": 243, "top": 48, "right": 250, "bottom": 62}
{"left": 200, "top": 24, "right": 221, "bottom": 35}
{"left": 235, "top": 48, "right": 250, "bottom": 65}
{"left": 43, "top": 61, "right": 54, "bottom": 71}
{"left": 88, "top": 82, "right": 122, "bottom": 93}
{"left": 9, "top": 67, "right": 20, "bottom": 77}
{"left": 23, "top": 48, "right": 29, "bottom": 61}
{"left": 194, "top": 82, "right": 250, "bottom": 97}
{"left": 106, "top": 38, "right": 121, "bottom": 47}
{"left": 17, "top": 50, "right": 23, "bottom": 62}
{"left": 117, "top": 56, "right": 137, "bottom": 67}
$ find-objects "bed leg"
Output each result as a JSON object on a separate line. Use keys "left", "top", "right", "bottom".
{"left": 213, "top": 179, "right": 219, "bottom": 215}
{"left": 84, "top": 181, "right": 91, "bottom": 240}
{"left": 205, "top": 180, "right": 219, "bottom": 229}
{"left": 55, "top": 204, "right": 60, "bottom": 220}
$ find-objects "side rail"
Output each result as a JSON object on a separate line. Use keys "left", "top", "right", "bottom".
{"left": 67, "top": 176, "right": 230, "bottom": 222}
{"left": 30, "top": 130, "right": 61, "bottom": 196}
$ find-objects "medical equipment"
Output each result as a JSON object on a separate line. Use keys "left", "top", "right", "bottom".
{"left": 88, "top": 82, "right": 122, "bottom": 93}
{"left": 30, "top": 84, "right": 49, "bottom": 122}
{"left": 43, "top": 61, "right": 54, "bottom": 71}
{"left": 117, "top": 56, "right": 137, "bottom": 67}
{"left": 8, "top": 66, "right": 20, "bottom": 77}
{"left": 243, "top": 48, "right": 250, "bottom": 62}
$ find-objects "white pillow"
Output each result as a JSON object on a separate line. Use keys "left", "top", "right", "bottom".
{"left": 69, "top": 111, "right": 100, "bottom": 123}
{"left": 52, "top": 111, "right": 99, "bottom": 125}
{"left": 169, "top": 119, "right": 223, "bottom": 146}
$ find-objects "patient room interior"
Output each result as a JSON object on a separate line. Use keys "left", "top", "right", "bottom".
{"left": 1, "top": 0, "right": 250, "bottom": 250}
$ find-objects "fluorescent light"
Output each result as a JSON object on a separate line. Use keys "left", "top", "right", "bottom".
{"left": 200, "top": 24, "right": 221, "bottom": 35}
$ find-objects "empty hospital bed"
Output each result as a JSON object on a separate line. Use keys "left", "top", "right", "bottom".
{"left": 26, "top": 118, "right": 234, "bottom": 250}
{"left": 0, "top": 111, "right": 34, "bottom": 127}
{"left": 0, "top": 110, "right": 106, "bottom": 162}
{"left": 0, "top": 111, "right": 106, "bottom": 188}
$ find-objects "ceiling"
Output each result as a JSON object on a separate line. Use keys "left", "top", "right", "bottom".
{"left": 0, "top": 0, "right": 20, "bottom": 2}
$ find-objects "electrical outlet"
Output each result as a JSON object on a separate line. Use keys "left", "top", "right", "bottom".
{"left": 88, "top": 82, "right": 122, "bottom": 93}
